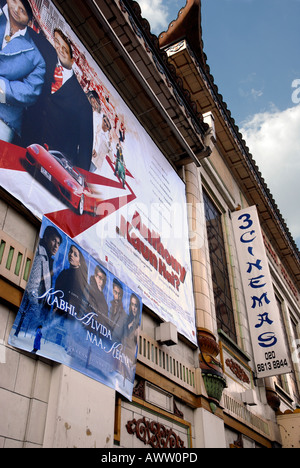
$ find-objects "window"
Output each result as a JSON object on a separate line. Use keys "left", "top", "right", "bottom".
{"left": 274, "top": 296, "right": 286, "bottom": 390}
{"left": 203, "top": 191, "right": 237, "bottom": 342}
{"left": 290, "top": 317, "right": 300, "bottom": 406}
{"left": 274, "top": 298, "right": 300, "bottom": 405}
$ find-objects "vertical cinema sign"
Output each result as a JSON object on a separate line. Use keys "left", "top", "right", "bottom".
{"left": 232, "top": 206, "right": 292, "bottom": 378}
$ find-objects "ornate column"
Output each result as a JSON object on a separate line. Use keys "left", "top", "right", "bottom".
{"left": 184, "top": 163, "right": 226, "bottom": 412}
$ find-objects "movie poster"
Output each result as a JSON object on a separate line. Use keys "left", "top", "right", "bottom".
{"left": 8, "top": 217, "right": 142, "bottom": 400}
{"left": 0, "top": 0, "right": 197, "bottom": 344}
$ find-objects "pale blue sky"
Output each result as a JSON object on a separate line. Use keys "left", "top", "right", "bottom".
{"left": 201, "top": 0, "right": 300, "bottom": 126}
{"left": 137, "top": 0, "right": 300, "bottom": 249}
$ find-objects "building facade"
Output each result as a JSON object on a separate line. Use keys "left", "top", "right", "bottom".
{"left": 0, "top": 0, "right": 300, "bottom": 449}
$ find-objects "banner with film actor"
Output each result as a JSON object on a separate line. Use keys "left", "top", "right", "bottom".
{"left": 0, "top": 0, "right": 197, "bottom": 346}
{"left": 8, "top": 217, "right": 142, "bottom": 400}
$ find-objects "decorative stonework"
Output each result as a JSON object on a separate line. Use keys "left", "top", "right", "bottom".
{"left": 197, "top": 328, "right": 227, "bottom": 413}
{"left": 225, "top": 358, "right": 250, "bottom": 385}
{"left": 197, "top": 328, "right": 220, "bottom": 359}
{"left": 126, "top": 417, "right": 186, "bottom": 448}
{"left": 174, "top": 400, "right": 184, "bottom": 419}
{"left": 133, "top": 379, "right": 145, "bottom": 400}
{"left": 133, "top": 379, "right": 185, "bottom": 419}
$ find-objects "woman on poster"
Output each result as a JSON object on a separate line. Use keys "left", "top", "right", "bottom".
{"left": 54, "top": 244, "right": 89, "bottom": 319}
{"left": 53, "top": 244, "right": 89, "bottom": 356}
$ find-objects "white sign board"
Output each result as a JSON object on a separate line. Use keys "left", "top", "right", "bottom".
{"left": 232, "top": 206, "right": 292, "bottom": 378}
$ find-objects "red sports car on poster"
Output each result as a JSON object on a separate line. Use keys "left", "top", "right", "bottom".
{"left": 24, "top": 144, "right": 97, "bottom": 215}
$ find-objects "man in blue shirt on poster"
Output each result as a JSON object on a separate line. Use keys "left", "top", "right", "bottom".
{"left": 0, "top": 0, "right": 45, "bottom": 142}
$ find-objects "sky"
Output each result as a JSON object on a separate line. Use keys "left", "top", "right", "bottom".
{"left": 136, "top": 0, "right": 300, "bottom": 250}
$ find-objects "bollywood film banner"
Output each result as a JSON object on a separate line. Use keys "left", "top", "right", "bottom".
{"left": 0, "top": 0, "right": 197, "bottom": 345}
{"left": 8, "top": 217, "right": 143, "bottom": 400}
{"left": 232, "top": 206, "right": 292, "bottom": 379}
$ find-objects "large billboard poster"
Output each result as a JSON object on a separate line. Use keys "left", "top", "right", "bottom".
{"left": 232, "top": 206, "right": 292, "bottom": 378}
{"left": 9, "top": 217, "right": 143, "bottom": 400}
{"left": 0, "top": 0, "right": 197, "bottom": 344}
